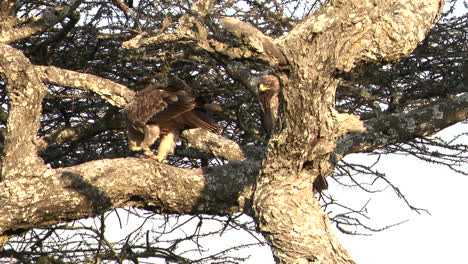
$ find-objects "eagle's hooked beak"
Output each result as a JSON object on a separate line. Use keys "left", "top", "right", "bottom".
{"left": 258, "top": 75, "right": 280, "bottom": 136}
{"left": 259, "top": 83, "right": 269, "bottom": 92}
{"left": 258, "top": 84, "right": 276, "bottom": 136}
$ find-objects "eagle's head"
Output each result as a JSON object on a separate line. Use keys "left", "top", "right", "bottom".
{"left": 258, "top": 75, "right": 280, "bottom": 136}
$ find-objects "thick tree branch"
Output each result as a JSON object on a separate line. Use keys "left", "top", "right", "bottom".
{"left": 219, "top": 17, "right": 288, "bottom": 67}
{"left": 36, "top": 66, "right": 133, "bottom": 107}
{"left": 0, "top": 44, "right": 47, "bottom": 180}
{"left": 336, "top": 92, "right": 468, "bottom": 156}
{"left": 181, "top": 129, "right": 246, "bottom": 162}
{"left": 0, "top": 0, "right": 83, "bottom": 43}
{"left": 111, "top": 0, "right": 134, "bottom": 17}
{"left": 0, "top": 158, "right": 259, "bottom": 237}
{"left": 279, "top": 0, "right": 445, "bottom": 71}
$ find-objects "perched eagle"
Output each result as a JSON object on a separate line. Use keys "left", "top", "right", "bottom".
{"left": 124, "top": 80, "right": 219, "bottom": 162}
{"left": 258, "top": 75, "right": 281, "bottom": 136}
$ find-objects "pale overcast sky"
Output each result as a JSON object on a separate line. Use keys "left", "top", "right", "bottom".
{"left": 334, "top": 123, "right": 468, "bottom": 264}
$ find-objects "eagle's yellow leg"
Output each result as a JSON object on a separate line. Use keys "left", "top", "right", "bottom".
{"left": 138, "top": 124, "right": 160, "bottom": 157}
{"left": 156, "top": 131, "right": 178, "bottom": 162}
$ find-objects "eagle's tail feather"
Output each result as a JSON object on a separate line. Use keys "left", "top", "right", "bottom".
{"left": 183, "top": 111, "right": 220, "bottom": 133}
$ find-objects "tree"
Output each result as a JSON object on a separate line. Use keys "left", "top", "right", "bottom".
{"left": 0, "top": 0, "right": 466, "bottom": 263}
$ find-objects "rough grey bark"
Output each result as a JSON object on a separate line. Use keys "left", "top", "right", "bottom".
{"left": 0, "top": 44, "right": 47, "bottom": 180}
{"left": 0, "top": 158, "right": 259, "bottom": 236}
{"left": 0, "top": 0, "right": 460, "bottom": 263}
{"left": 336, "top": 92, "right": 468, "bottom": 156}
{"left": 0, "top": 0, "right": 83, "bottom": 43}
{"left": 248, "top": 0, "right": 445, "bottom": 263}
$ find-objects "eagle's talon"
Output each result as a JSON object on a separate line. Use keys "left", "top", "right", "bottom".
{"left": 143, "top": 153, "right": 167, "bottom": 163}
{"left": 130, "top": 146, "right": 142, "bottom": 151}
{"left": 145, "top": 154, "right": 157, "bottom": 160}
{"left": 155, "top": 154, "right": 168, "bottom": 163}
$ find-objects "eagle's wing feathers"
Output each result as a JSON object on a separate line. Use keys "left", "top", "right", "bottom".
{"left": 124, "top": 87, "right": 171, "bottom": 127}
{"left": 124, "top": 82, "right": 220, "bottom": 161}
{"left": 148, "top": 92, "right": 196, "bottom": 123}
{"left": 180, "top": 110, "right": 220, "bottom": 133}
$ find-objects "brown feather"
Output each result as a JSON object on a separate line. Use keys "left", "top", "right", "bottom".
{"left": 258, "top": 75, "right": 280, "bottom": 136}
{"left": 180, "top": 111, "right": 220, "bottom": 133}
{"left": 124, "top": 87, "right": 170, "bottom": 128}
{"left": 148, "top": 92, "right": 196, "bottom": 123}
{"left": 124, "top": 81, "right": 219, "bottom": 161}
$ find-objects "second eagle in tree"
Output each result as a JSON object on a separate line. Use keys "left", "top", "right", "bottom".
{"left": 258, "top": 75, "right": 280, "bottom": 136}
{"left": 124, "top": 78, "right": 220, "bottom": 162}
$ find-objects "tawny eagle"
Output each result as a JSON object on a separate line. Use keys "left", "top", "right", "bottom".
{"left": 258, "top": 75, "right": 280, "bottom": 136}
{"left": 124, "top": 80, "right": 219, "bottom": 162}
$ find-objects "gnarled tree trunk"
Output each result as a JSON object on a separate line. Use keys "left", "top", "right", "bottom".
{"left": 252, "top": 0, "right": 444, "bottom": 262}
